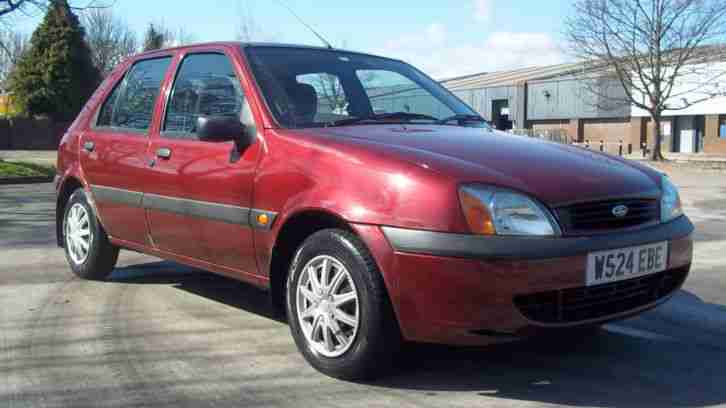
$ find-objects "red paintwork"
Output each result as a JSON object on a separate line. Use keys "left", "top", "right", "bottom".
{"left": 378, "top": 235, "right": 692, "bottom": 345}
{"left": 57, "top": 42, "right": 694, "bottom": 345}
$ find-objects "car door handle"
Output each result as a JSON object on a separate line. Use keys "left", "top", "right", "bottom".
{"left": 83, "top": 141, "right": 95, "bottom": 152}
{"left": 156, "top": 148, "right": 172, "bottom": 159}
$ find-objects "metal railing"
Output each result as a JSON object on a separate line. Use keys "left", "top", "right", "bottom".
{"left": 509, "top": 129, "right": 640, "bottom": 157}
{"left": 571, "top": 140, "right": 636, "bottom": 156}
{"left": 510, "top": 128, "right": 570, "bottom": 144}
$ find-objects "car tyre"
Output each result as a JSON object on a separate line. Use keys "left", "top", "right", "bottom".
{"left": 286, "top": 228, "right": 401, "bottom": 381}
{"left": 63, "top": 188, "right": 119, "bottom": 280}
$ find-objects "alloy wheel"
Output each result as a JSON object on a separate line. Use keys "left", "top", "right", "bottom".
{"left": 65, "top": 203, "right": 93, "bottom": 265}
{"left": 296, "top": 255, "right": 360, "bottom": 358}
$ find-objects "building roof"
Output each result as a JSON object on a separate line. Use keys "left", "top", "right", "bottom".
{"left": 440, "top": 62, "right": 585, "bottom": 91}
{"left": 440, "top": 43, "right": 726, "bottom": 91}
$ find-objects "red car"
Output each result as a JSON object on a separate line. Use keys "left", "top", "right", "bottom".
{"left": 56, "top": 42, "right": 693, "bottom": 380}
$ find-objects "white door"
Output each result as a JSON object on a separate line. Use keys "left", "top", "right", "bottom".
{"left": 680, "top": 129, "right": 695, "bottom": 153}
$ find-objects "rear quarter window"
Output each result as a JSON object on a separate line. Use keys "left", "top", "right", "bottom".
{"left": 96, "top": 57, "right": 172, "bottom": 132}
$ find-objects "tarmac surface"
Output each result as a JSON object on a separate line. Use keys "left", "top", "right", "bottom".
{"left": 1, "top": 167, "right": 725, "bottom": 407}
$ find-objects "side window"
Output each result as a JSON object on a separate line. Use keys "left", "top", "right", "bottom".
{"left": 163, "top": 53, "right": 244, "bottom": 139}
{"left": 295, "top": 73, "right": 351, "bottom": 122}
{"left": 97, "top": 57, "right": 172, "bottom": 131}
{"left": 356, "top": 69, "right": 454, "bottom": 119}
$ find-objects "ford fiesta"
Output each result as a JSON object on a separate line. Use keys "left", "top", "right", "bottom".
{"left": 55, "top": 42, "right": 693, "bottom": 380}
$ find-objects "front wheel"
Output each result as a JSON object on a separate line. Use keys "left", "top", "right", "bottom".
{"left": 63, "top": 188, "right": 119, "bottom": 280}
{"left": 286, "top": 229, "right": 401, "bottom": 381}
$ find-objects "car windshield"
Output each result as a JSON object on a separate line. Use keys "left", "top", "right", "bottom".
{"left": 244, "top": 46, "right": 482, "bottom": 129}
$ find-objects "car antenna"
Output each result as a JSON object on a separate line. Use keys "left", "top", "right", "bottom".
{"left": 273, "top": 0, "right": 334, "bottom": 49}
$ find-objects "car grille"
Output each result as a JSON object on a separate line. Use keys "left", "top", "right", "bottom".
{"left": 513, "top": 267, "right": 688, "bottom": 324}
{"left": 556, "top": 199, "right": 659, "bottom": 234}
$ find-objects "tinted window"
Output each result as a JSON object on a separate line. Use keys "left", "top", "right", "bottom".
{"left": 245, "top": 47, "right": 475, "bottom": 129}
{"left": 97, "top": 57, "right": 172, "bottom": 131}
{"left": 163, "top": 53, "right": 244, "bottom": 138}
{"left": 357, "top": 70, "right": 454, "bottom": 118}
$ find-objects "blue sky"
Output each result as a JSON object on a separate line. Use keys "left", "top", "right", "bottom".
{"left": 14, "top": 0, "right": 575, "bottom": 78}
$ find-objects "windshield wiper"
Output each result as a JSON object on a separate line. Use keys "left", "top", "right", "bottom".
{"left": 437, "top": 114, "right": 487, "bottom": 125}
{"left": 326, "top": 112, "right": 439, "bottom": 127}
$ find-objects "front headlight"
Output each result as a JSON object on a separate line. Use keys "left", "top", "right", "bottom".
{"left": 661, "top": 175, "right": 683, "bottom": 222}
{"left": 458, "top": 185, "right": 560, "bottom": 236}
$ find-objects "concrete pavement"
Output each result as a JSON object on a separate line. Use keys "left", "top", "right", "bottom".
{"left": 1, "top": 169, "right": 726, "bottom": 408}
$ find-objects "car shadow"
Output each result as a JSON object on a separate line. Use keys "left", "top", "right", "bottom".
{"left": 109, "top": 260, "right": 285, "bottom": 323}
{"left": 109, "top": 260, "right": 726, "bottom": 408}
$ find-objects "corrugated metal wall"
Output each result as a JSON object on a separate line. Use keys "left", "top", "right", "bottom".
{"left": 370, "top": 87, "right": 454, "bottom": 118}
{"left": 527, "top": 77, "right": 630, "bottom": 120}
{"left": 450, "top": 86, "right": 524, "bottom": 127}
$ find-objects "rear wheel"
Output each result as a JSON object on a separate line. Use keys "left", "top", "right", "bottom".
{"left": 63, "top": 188, "right": 119, "bottom": 280}
{"left": 286, "top": 229, "right": 401, "bottom": 381}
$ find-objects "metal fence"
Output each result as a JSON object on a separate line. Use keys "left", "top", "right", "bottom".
{"left": 509, "top": 128, "right": 640, "bottom": 157}
{"left": 571, "top": 140, "right": 634, "bottom": 156}
{"left": 510, "top": 128, "right": 570, "bottom": 144}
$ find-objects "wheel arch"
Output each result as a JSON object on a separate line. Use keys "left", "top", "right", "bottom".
{"left": 56, "top": 176, "right": 85, "bottom": 247}
{"left": 269, "top": 209, "right": 356, "bottom": 315}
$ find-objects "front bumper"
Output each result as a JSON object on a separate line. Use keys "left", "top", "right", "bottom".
{"left": 359, "top": 216, "right": 694, "bottom": 346}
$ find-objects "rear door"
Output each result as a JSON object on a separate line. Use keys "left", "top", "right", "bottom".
{"left": 145, "top": 49, "right": 262, "bottom": 274}
{"left": 80, "top": 56, "right": 173, "bottom": 245}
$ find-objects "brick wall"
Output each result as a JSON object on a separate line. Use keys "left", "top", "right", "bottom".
{"left": 531, "top": 120, "right": 569, "bottom": 132}
{"left": 0, "top": 118, "right": 71, "bottom": 150}
{"left": 581, "top": 118, "right": 631, "bottom": 154}
{"left": 634, "top": 117, "right": 675, "bottom": 154}
{"left": 704, "top": 114, "right": 726, "bottom": 154}
{"left": 529, "top": 119, "right": 581, "bottom": 142}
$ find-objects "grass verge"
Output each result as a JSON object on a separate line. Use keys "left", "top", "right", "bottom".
{"left": 0, "top": 159, "right": 55, "bottom": 179}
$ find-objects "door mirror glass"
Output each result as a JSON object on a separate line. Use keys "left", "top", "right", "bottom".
{"left": 196, "top": 115, "right": 252, "bottom": 146}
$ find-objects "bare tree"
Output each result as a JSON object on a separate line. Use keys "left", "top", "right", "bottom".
{"left": 566, "top": 0, "right": 726, "bottom": 160}
{"left": 309, "top": 73, "right": 348, "bottom": 114}
{"left": 82, "top": 8, "right": 136, "bottom": 76}
{"left": 302, "top": 41, "right": 355, "bottom": 115}
{"left": 142, "top": 23, "right": 164, "bottom": 51}
{"left": 0, "top": 0, "right": 46, "bottom": 18}
{"left": 0, "top": 29, "right": 27, "bottom": 89}
{"left": 166, "top": 26, "right": 195, "bottom": 47}
{"left": 236, "top": 0, "right": 258, "bottom": 42}
{"left": 1, "top": 0, "right": 111, "bottom": 19}
{"left": 143, "top": 22, "right": 195, "bottom": 51}
{"left": 235, "top": 0, "right": 281, "bottom": 43}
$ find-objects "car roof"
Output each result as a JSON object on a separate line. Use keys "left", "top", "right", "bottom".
{"left": 133, "top": 41, "right": 400, "bottom": 63}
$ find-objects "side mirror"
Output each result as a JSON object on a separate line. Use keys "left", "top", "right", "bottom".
{"left": 196, "top": 115, "right": 253, "bottom": 148}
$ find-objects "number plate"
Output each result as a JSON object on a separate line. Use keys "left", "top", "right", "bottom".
{"left": 586, "top": 242, "right": 668, "bottom": 286}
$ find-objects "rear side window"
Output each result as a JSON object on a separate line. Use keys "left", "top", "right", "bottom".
{"left": 163, "top": 53, "right": 244, "bottom": 139}
{"left": 96, "top": 57, "right": 172, "bottom": 131}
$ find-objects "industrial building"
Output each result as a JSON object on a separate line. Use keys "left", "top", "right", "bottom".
{"left": 441, "top": 62, "right": 726, "bottom": 155}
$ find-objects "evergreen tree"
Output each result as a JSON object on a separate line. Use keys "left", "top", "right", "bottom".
{"left": 7, "top": 0, "right": 99, "bottom": 120}
{"left": 142, "top": 23, "right": 165, "bottom": 51}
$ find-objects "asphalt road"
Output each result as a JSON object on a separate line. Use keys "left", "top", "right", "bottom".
{"left": 1, "top": 168, "right": 725, "bottom": 408}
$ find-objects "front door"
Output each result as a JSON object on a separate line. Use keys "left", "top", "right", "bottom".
{"left": 680, "top": 129, "right": 695, "bottom": 153}
{"left": 80, "top": 56, "right": 173, "bottom": 245}
{"left": 146, "top": 51, "right": 261, "bottom": 274}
